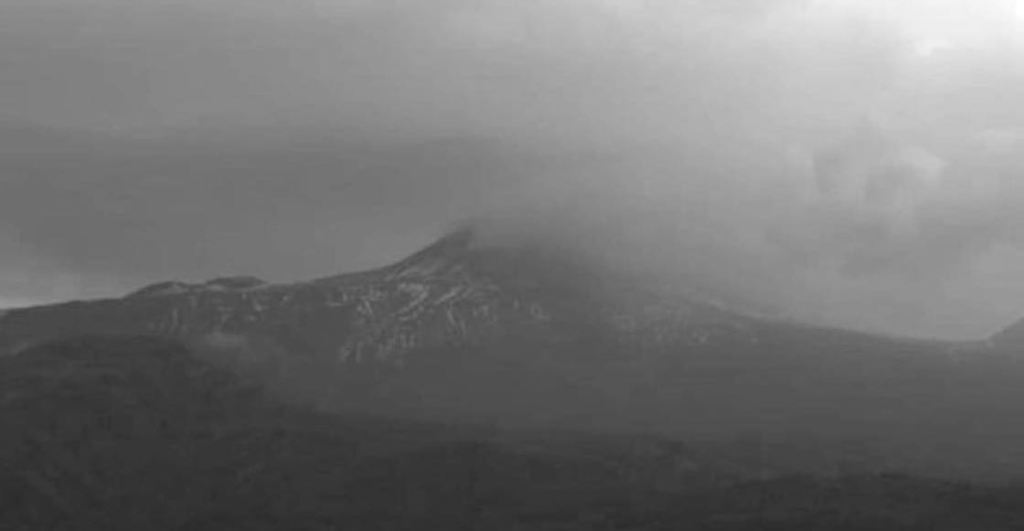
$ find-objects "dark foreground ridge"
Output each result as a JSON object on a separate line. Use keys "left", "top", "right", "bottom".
{"left": 3, "top": 335, "right": 1024, "bottom": 530}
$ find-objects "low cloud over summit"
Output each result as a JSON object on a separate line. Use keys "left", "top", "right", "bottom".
{"left": 4, "top": 0, "right": 1024, "bottom": 338}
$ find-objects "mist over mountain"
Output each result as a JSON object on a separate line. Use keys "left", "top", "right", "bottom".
{"left": 7, "top": 1, "right": 1024, "bottom": 338}
{"left": 10, "top": 1, "right": 1024, "bottom": 528}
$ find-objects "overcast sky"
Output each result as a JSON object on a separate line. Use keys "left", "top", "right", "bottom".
{"left": 4, "top": 0, "right": 1024, "bottom": 339}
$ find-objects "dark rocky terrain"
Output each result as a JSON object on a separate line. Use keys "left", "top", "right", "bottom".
{"left": 3, "top": 227, "right": 1024, "bottom": 479}
{"left": 3, "top": 335, "right": 1024, "bottom": 531}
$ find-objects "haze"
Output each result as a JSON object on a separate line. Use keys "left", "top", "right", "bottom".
{"left": 3, "top": 0, "right": 1024, "bottom": 339}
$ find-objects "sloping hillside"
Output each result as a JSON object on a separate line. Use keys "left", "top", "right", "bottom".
{"left": 3, "top": 335, "right": 1024, "bottom": 530}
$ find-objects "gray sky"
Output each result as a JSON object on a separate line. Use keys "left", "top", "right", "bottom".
{"left": 4, "top": 0, "right": 1024, "bottom": 339}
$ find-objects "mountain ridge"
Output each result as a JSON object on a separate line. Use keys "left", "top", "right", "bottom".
{"left": 0, "top": 225, "right": 760, "bottom": 360}
{"left": 4, "top": 226, "right": 1024, "bottom": 479}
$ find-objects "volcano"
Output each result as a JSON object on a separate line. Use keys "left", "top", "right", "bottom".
{"left": 3, "top": 227, "right": 1024, "bottom": 477}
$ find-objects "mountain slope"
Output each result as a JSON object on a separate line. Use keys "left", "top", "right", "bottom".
{"left": 0, "top": 226, "right": 766, "bottom": 431}
{"left": 3, "top": 227, "right": 1024, "bottom": 478}
{"left": 0, "top": 226, "right": 757, "bottom": 378}
{"left": 5, "top": 335, "right": 1024, "bottom": 530}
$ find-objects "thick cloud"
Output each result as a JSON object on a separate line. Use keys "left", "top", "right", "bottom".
{"left": 4, "top": 0, "right": 1024, "bottom": 338}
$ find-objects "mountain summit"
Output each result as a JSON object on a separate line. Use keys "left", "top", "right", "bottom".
{"left": 0, "top": 225, "right": 758, "bottom": 360}
{"left": 384, "top": 226, "right": 479, "bottom": 281}
{"left": 0, "top": 226, "right": 758, "bottom": 405}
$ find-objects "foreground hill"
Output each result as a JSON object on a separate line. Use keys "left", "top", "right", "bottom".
{"left": 2, "top": 228, "right": 1024, "bottom": 477}
{"left": 3, "top": 335, "right": 1024, "bottom": 530}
